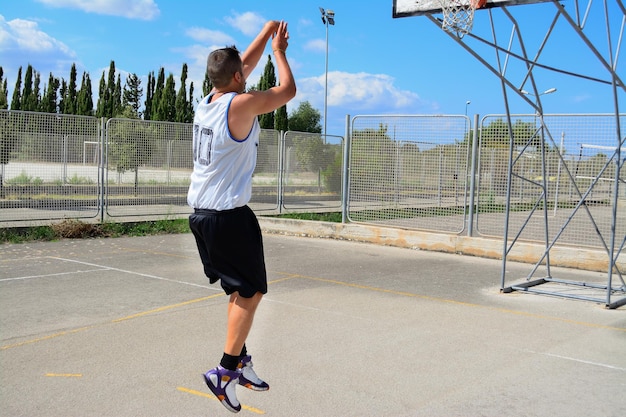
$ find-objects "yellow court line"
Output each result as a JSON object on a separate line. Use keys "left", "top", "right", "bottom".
{"left": 177, "top": 386, "right": 265, "bottom": 414}
{"left": 112, "top": 293, "right": 225, "bottom": 323}
{"left": 113, "top": 274, "right": 298, "bottom": 323}
{"left": 1, "top": 274, "right": 301, "bottom": 350}
{"left": 291, "top": 273, "right": 626, "bottom": 333}
{"left": 1, "top": 325, "right": 96, "bottom": 351}
{"left": 45, "top": 373, "right": 82, "bottom": 378}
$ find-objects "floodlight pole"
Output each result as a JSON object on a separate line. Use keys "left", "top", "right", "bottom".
{"left": 320, "top": 7, "right": 335, "bottom": 138}
{"left": 465, "top": 100, "right": 471, "bottom": 116}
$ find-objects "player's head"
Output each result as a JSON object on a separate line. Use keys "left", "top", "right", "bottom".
{"left": 207, "top": 46, "right": 245, "bottom": 92}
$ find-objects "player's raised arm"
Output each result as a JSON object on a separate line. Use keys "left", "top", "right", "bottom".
{"left": 240, "top": 21, "right": 280, "bottom": 80}
{"left": 240, "top": 20, "right": 296, "bottom": 117}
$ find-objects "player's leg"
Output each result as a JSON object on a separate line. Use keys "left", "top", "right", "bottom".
{"left": 224, "top": 292, "right": 270, "bottom": 390}
{"left": 224, "top": 291, "right": 263, "bottom": 356}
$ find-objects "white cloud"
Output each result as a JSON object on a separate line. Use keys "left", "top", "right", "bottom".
{"left": 0, "top": 15, "right": 74, "bottom": 56}
{"left": 224, "top": 11, "right": 265, "bottom": 37}
{"left": 185, "top": 28, "right": 235, "bottom": 46}
{"left": 0, "top": 15, "right": 77, "bottom": 86}
{"left": 295, "top": 71, "right": 421, "bottom": 112}
{"left": 304, "top": 39, "right": 326, "bottom": 53}
{"left": 35, "top": 0, "right": 160, "bottom": 20}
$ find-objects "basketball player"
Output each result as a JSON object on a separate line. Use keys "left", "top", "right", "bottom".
{"left": 187, "top": 20, "right": 295, "bottom": 413}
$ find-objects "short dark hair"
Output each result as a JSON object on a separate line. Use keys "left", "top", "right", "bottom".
{"left": 207, "top": 46, "right": 242, "bottom": 88}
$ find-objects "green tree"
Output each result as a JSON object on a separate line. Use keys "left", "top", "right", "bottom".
{"left": 0, "top": 68, "right": 8, "bottom": 110}
{"left": 144, "top": 71, "right": 155, "bottom": 120}
{"left": 188, "top": 82, "right": 195, "bottom": 121}
{"left": 41, "top": 73, "right": 60, "bottom": 113}
{"left": 275, "top": 104, "right": 288, "bottom": 131}
{"left": 113, "top": 73, "right": 122, "bottom": 116}
{"left": 107, "top": 115, "right": 155, "bottom": 194}
{"left": 0, "top": 66, "right": 9, "bottom": 110}
{"left": 33, "top": 71, "right": 41, "bottom": 112}
{"left": 257, "top": 55, "right": 276, "bottom": 129}
{"left": 10, "top": 67, "right": 22, "bottom": 110}
{"left": 58, "top": 80, "right": 67, "bottom": 115}
{"left": 151, "top": 68, "right": 165, "bottom": 120}
{"left": 0, "top": 111, "right": 22, "bottom": 196}
{"left": 175, "top": 63, "right": 191, "bottom": 123}
{"left": 123, "top": 73, "right": 143, "bottom": 118}
{"left": 202, "top": 68, "right": 213, "bottom": 97}
{"left": 77, "top": 72, "right": 94, "bottom": 116}
{"left": 21, "top": 65, "right": 39, "bottom": 112}
{"left": 156, "top": 73, "right": 176, "bottom": 121}
{"left": 288, "top": 101, "right": 322, "bottom": 133}
{"left": 95, "top": 71, "right": 106, "bottom": 118}
{"left": 63, "top": 63, "right": 78, "bottom": 114}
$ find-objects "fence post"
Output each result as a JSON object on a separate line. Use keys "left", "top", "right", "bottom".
{"left": 99, "top": 118, "right": 106, "bottom": 223}
{"left": 467, "top": 113, "right": 479, "bottom": 237}
{"left": 342, "top": 114, "right": 351, "bottom": 223}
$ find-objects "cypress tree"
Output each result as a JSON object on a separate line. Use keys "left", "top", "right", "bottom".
{"left": 0, "top": 67, "right": 8, "bottom": 110}
{"left": 144, "top": 71, "right": 154, "bottom": 120}
{"left": 77, "top": 72, "right": 94, "bottom": 116}
{"left": 113, "top": 73, "right": 122, "bottom": 117}
{"left": 95, "top": 71, "right": 106, "bottom": 118}
{"left": 33, "top": 71, "right": 42, "bottom": 112}
{"left": 41, "top": 73, "right": 60, "bottom": 113}
{"left": 21, "top": 65, "right": 37, "bottom": 111}
{"left": 188, "top": 82, "right": 195, "bottom": 122}
{"left": 257, "top": 55, "right": 276, "bottom": 129}
{"left": 64, "top": 63, "right": 78, "bottom": 115}
{"left": 58, "top": 80, "right": 67, "bottom": 115}
{"left": 175, "top": 63, "right": 189, "bottom": 123}
{"left": 275, "top": 104, "right": 288, "bottom": 131}
{"left": 156, "top": 73, "right": 176, "bottom": 122}
{"left": 202, "top": 68, "right": 213, "bottom": 97}
{"left": 152, "top": 68, "right": 165, "bottom": 119}
{"left": 10, "top": 67, "right": 22, "bottom": 110}
{"left": 105, "top": 61, "right": 116, "bottom": 118}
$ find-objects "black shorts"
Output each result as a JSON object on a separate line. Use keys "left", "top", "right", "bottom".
{"left": 189, "top": 205, "right": 267, "bottom": 298}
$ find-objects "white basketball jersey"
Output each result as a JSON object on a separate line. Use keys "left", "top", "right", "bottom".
{"left": 187, "top": 92, "right": 260, "bottom": 210}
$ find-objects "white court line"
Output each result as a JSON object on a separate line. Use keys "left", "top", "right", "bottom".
{"left": 524, "top": 350, "right": 626, "bottom": 372}
{"left": 45, "top": 256, "right": 216, "bottom": 290}
{"left": 0, "top": 269, "right": 105, "bottom": 282}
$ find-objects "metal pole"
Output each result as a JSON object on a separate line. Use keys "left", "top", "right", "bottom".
{"left": 467, "top": 113, "right": 479, "bottom": 237}
{"left": 341, "top": 114, "right": 350, "bottom": 223}
{"left": 324, "top": 19, "right": 329, "bottom": 138}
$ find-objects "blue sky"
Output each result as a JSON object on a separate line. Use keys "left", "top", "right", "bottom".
{"left": 1, "top": 0, "right": 623, "bottom": 136}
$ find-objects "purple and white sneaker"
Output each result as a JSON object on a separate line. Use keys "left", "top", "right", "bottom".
{"left": 238, "top": 355, "right": 269, "bottom": 391}
{"left": 203, "top": 366, "right": 242, "bottom": 413}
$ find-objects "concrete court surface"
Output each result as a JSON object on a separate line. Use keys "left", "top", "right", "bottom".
{"left": 1, "top": 231, "right": 625, "bottom": 417}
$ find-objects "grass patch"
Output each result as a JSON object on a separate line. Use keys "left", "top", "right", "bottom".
{"left": 0, "top": 218, "right": 190, "bottom": 244}
{"left": 266, "top": 212, "right": 342, "bottom": 222}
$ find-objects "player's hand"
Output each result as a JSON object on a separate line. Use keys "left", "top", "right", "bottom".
{"left": 271, "top": 20, "right": 289, "bottom": 53}
{"left": 265, "top": 20, "right": 280, "bottom": 35}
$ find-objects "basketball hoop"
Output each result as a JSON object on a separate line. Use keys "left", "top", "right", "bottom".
{"left": 439, "top": 0, "right": 486, "bottom": 37}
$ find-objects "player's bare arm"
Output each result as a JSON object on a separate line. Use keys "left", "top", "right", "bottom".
{"left": 229, "top": 21, "right": 296, "bottom": 140}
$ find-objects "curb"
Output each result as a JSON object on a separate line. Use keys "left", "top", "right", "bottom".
{"left": 258, "top": 217, "right": 624, "bottom": 273}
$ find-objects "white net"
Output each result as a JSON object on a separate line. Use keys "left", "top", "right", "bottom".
{"left": 439, "top": 0, "right": 478, "bottom": 37}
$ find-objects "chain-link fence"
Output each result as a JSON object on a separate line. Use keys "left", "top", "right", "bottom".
{"left": 475, "top": 114, "right": 625, "bottom": 251}
{"left": 104, "top": 118, "right": 193, "bottom": 218}
{"left": 1, "top": 110, "right": 623, "bottom": 254}
{"left": 0, "top": 111, "right": 102, "bottom": 223}
{"left": 348, "top": 115, "right": 471, "bottom": 234}
{"left": 0, "top": 110, "right": 344, "bottom": 225}
{"left": 282, "top": 131, "right": 343, "bottom": 212}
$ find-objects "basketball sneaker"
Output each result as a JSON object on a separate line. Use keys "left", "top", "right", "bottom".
{"left": 237, "top": 355, "right": 269, "bottom": 391}
{"left": 203, "top": 366, "right": 242, "bottom": 413}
